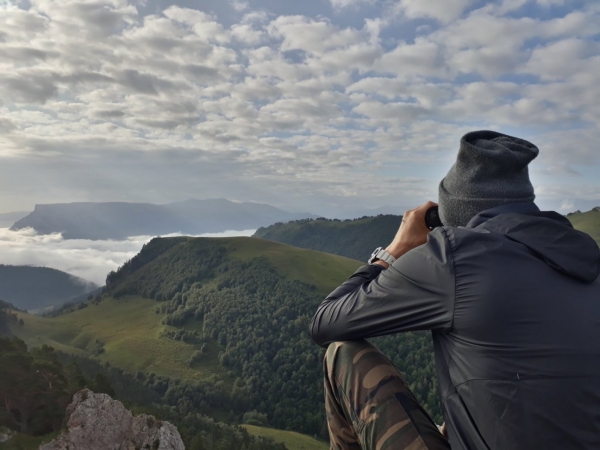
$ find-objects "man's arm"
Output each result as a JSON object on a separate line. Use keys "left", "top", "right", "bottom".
{"left": 309, "top": 202, "right": 456, "bottom": 347}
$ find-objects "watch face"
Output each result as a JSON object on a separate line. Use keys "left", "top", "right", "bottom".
{"left": 368, "top": 247, "right": 383, "bottom": 264}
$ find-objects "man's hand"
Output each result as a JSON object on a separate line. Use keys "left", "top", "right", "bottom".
{"left": 374, "top": 201, "right": 438, "bottom": 269}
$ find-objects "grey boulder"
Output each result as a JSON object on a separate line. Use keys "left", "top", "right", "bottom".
{"left": 40, "top": 390, "right": 184, "bottom": 450}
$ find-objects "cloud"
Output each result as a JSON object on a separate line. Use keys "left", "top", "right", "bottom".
{"left": 0, "top": 228, "right": 256, "bottom": 285}
{"left": 0, "top": 0, "right": 598, "bottom": 216}
{"left": 394, "top": 0, "right": 475, "bottom": 23}
{"left": 329, "top": 0, "right": 372, "bottom": 11}
{"left": 559, "top": 199, "right": 575, "bottom": 213}
{"left": 230, "top": 0, "right": 250, "bottom": 13}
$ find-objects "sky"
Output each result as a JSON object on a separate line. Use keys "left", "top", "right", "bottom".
{"left": 1, "top": 0, "right": 599, "bottom": 218}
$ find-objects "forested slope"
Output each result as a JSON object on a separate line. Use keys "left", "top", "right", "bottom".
{"left": 10, "top": 236, "right": 442, "bottom": 439}
{"left": 0, "top": 335, "right": 288, "bottom": 450}
{"left": 253, "top": 215, "right": 403, "bottom": 262}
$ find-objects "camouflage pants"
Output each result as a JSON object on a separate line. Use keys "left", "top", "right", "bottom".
{"left": 324, "top": 340, "right": 451, "bottom": 450}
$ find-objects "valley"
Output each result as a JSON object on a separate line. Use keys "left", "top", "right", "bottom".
{"left": 4, "top": 235, "right": 439, "bottom": 447}
{"left": 3, "top": 208, "right": 598, "bottom": 449}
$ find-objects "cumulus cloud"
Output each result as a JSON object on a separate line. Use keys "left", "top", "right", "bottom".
{"left": 0, "top": 228, "right": 256, "bottom": 285}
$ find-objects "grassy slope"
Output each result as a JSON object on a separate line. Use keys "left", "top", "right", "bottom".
{"left": 242, "top": 425, "right": 328, "bottom": 450}
{"left": 568, "top": 208, "right": 600, "bottom": 245}
{"left": 9, "top": 296, "right": 227, "bottom": 382}
{"left": 225, "top": 236, "right": 362, "bottom": 294}
{"left": 8, "top": 237, "right": 362, "bottom": 382}
{"left": 0, "top": 431, "right": 61, "bottom": 450}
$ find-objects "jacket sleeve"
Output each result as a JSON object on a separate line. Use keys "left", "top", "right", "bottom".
{"left": 309, "top": 228, "right": 455, "bottom": 347}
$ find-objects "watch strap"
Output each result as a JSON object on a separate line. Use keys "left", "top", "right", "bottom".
{"left": 368, "top": 247, "right": 396, "bottom": 265}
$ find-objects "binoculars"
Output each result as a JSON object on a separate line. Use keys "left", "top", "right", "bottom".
{"left": 425, "top": 206, "right": 444, "bottom": 230}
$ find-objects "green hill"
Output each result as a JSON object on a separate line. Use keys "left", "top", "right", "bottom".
{"left": 253, "top": 215, "right": 403, "bottom": 262}
{"left": 567, "top": 207, "right": 600, "bottom": 245}
{"left": 0, "top": 265, "right": 98, "bottom": 312}
{"left": 8, "top": 236, "right": 440, "bottom": 438}
{"left": 243, "top": 425, "right": 328, "bottom": 450}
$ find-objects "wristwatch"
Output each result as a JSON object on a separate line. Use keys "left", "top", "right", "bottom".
{"left": 368, "top": 247, "right": 397, "bottom": 266}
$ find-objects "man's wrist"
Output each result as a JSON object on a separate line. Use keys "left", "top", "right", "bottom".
{"left": 386, "top": 243, "right": 412, "bottom": 259}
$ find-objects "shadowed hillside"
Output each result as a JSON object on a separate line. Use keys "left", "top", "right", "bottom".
{"left": 253, "top": 215, "right": 403, "bottom": 262}
{"left": 0, "top": 265, "right": 97, "bottom": 312}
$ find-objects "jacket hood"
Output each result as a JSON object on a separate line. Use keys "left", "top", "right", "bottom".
{"left": 478, "top": 211, "right": 600, "bottom": 283}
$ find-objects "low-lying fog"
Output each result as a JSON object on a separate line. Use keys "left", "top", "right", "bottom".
{"left": 0, "top": 228, "right": 256, "bottom": 285}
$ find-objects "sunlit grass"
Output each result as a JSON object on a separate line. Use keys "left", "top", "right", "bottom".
{"left": 224, "top": 236, "right": 362, "bottom": 294}
{"left": 10, "top": 296, "right": 228, "bottom": 382}
{"left": 9, "top": 237, "right": 362, "bottom": 383}
{"left": 242, "top": 425, "right": 329, "bottom": 450}
{"left": 568, "top": 208, "right": 600, "bottom": 245}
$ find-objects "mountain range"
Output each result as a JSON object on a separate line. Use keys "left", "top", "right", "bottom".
{"left": 10, "top": 198, "right": 317, "bottom": 240}
{"left": 0, "top": 265, "right": 98, "bottom": 312}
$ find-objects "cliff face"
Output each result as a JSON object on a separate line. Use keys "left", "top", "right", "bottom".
{"left": 40, "top": 390, "right": 184, "bottom": 450}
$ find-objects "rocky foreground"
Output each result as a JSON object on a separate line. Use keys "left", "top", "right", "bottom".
{"left": 40, "top": 389, "right": 184, "bottom": 450}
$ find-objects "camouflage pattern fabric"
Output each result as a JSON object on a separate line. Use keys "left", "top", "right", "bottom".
{"left": 324, "top": 340, "right": 451, "bottom": 450}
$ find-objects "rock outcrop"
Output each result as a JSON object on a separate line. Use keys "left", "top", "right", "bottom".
{"left": 40, "top": 389, "right": 184, "bottom": 450}
{"left": 0, "top": 426, "right": 14, "bottom": 443}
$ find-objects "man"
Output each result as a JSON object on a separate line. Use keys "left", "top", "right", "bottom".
{"left": 309, "top": 130, "right": 600, "bottom": 450}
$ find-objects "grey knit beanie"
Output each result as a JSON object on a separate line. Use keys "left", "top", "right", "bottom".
{"left": 438, "top": 130, "right": 540, "bottom": 227}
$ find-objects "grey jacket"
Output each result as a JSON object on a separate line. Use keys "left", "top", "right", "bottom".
{"left": 309, "top": 207, "right": 600, "bottom": 450}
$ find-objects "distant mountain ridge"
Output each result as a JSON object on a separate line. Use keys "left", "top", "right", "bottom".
{"left": 11, "top": 198, "right": 317, "bottom": 240}
{"left": 255, "top": 207, "right": 600, "bottom": 259}
{"left": 330, "top": 204, "right": 409, "bottom": 220}
{"left": 254, "top": 214, "right": 403, "bottom": 262}
{"left": 0, "top": 265, "right": 98, "bottom": 311}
